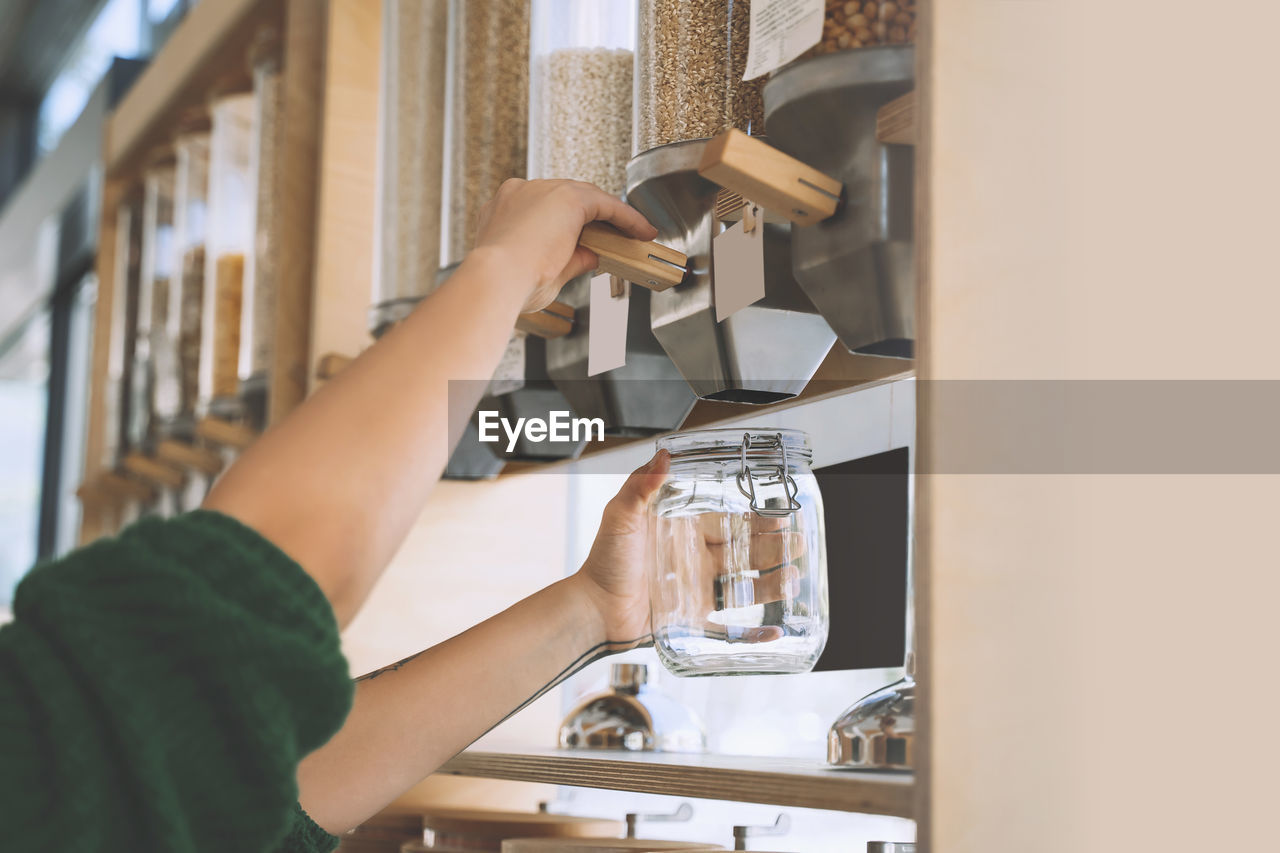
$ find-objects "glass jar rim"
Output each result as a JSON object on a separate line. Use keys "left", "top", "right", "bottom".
{"left": 656, "top": 428, "right": 812, "bottom": 464}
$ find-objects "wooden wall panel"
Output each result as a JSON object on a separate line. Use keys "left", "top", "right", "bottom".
{"left": 306, "top": 0, "right": 381, "bottom": 391}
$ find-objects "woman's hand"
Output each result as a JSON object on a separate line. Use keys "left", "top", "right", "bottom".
{"left": 471, "top": 179, "right": 658, "bottom": 312}
{"left": 572, "top": 451, "right": 671, "bottom": 646}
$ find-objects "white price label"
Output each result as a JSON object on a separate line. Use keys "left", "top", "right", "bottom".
{"left": 742, "top": 0, "right": 825, "bottom": 80}
{"left": 712, "top": 213, "right": 767, "bottom": 322}
{"left": 588, "top": 274, "right": 629, "bottom": 376}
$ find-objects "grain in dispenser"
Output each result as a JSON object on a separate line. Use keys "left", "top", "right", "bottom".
{"left": 131, "top": 152, "right": 177, "bottom": 449}
{"left": 169, "top": 112, "right": 211, "bottom": 433}
{"left": 201, "top": 87, "right": 255, "bottom": 419}
{"left": 527, "top": 0, "right": 695, "bottom": 434}
{"left": 443, "top": 0, "right": 531, "bottom": 263}
{"left": 104, "top": 188, "right": 145, "bottom": 468}
{"left": 240, "top": 30, "right": 285, "bottom": 426}
{"left": 370, "top": 0, "right": 448, "bottom": 335}
{"left": 527, "top": 0, "right": 634, "bottom": 195}
{"left": 627, "top": 0, "right": 836, "bottom": 403}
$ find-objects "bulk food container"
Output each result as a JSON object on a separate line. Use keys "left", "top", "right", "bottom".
{"left": 130, "top": 153, "right": 176, "bottom": 448}
{"left": 527, "top": 0, "right": 635, "bottom": 194}
{"left": 444, "top": 0, "right": 530, "bottom": 264}
{"left": 201, "top": 89, "right": 255, "bottom": 414}
{"left": 401, "top": 809, "right": 622, "bottom": 852}
{"left": 105, "top": 190, "right": 145, "bottom": 467}
{"left": 649, "top": 429, "right": 829, "bottom": 676}
{"left": 170, "top": 113, "right": 211, "bottom": 427}
{"left": 372, "top": 0, "right": 447, "bottom": 333}
{"left": 634, "top": 0, "right": 763, "bottom": 155}
{"left": 810, "top": 0, "right": 916, "bottom": 55}
{"left": 240, "top": 30, "right": 285, "bottom": 421}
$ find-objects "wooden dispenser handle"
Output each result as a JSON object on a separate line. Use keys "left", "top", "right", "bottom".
{"left": 315, "top": 352, "right": 354, "bottom": 380}
{"left": 156, "top": 439, "right": 225, "bottom": 476}
{"left": 122, "top": 452, "right": 186, "bottom": 489}
{"left": 697, "top": 129, "right": 844, "bottom": 225}
{"left": 195, "top": 416, "right": 258, "bottom": 450}
{"left": 516, "top": 300, "right": 574, "bottom": 339}
{"left": 876, "top": 90, "right": 917, "bottom": 145}
{"left": 578, "top": 222, "right": 687, "bottom": 291}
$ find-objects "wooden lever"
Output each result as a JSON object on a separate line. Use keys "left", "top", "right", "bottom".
{"left": 123, "top": 452, "right": 186, "bottom": 488}
{"left": 316, "top": 352, "right": 353, "bottom": 381}
{"left": 195, "top": 416, "right": 257, "bottom": 450}
{"left": 77, "top": 471, "right": 156, "bottom": 504}
{"left": 876, "top": 90, "right": 916, "bottom": 145}
{"left": 698, "top": 129, "right": 843, "bottom": 225}
{"left": 516, "top": 300, "right": 574, "bottom": 339}
{"left": 578, "top": 222, "right": 687, "bottom": 291}
{"left": 156, "top": 439, "right": 224, "bottom": 476}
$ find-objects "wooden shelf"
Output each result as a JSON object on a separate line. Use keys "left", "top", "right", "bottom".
{"left": 498, "top": 346, "right": 914, "bottom": 476}
{"left": 439, "top": 749, "right": 913, "bottom": 818}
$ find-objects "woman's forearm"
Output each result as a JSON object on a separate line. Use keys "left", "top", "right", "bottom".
{"left": 294, "top": 574, "right": 645, "bottom": 834}
{"left": 203, "top": 248, "right": 526, "bottom": 625}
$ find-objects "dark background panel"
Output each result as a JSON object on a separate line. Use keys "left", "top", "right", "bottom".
{"left": 813, "top": 447, "right": 910, "bottom": 672}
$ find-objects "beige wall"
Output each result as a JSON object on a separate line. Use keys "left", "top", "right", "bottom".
{"left": 339, "top": 472, "right": 571, "bottom": 810}
{"left": 920, "top": 1, "right": 1280, "bottom": 850}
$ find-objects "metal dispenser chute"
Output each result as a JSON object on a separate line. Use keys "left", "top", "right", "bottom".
{"left": 763, "top": 45, "right": 916, "bottom": 358}
{"left": 625, "top": 140, "right": 837, "bottom": 404}
{"left": 545, "top": 275, "right": 696, "bottom": 436}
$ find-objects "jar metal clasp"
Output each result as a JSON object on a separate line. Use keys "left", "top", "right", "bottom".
{"left": 735, "top": 432, "right": 802, "bottom": 517}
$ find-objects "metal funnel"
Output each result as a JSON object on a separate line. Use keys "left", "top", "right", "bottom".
{"left": 764, "top": 46, "right": 916, "bottom": 358}
{"left": 545, "top": 274, "right": 696, "bottom": 436}
{"left": 626, "top": 140, "right": 837, "bottom": 404}
{"left": 484, "top": 334, "right": 586, "bottom": 461}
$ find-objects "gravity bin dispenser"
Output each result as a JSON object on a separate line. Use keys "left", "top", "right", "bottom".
{"left": 763, "top": 45, "right": 916, "bottom": 358}
{"left": 625, "top": 0, "right": 836, "bottom": 404}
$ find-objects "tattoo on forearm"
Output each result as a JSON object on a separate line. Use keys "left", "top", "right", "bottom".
{"left": 355, "top": 650, "right": 427, "bottom": 682}
{"left": 478, "top": 633, "right": 654, "bottom": 740}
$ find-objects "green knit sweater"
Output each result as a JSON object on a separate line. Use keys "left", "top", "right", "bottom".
{"left": 0, "top": 511, "right": 355, "bottom": 852}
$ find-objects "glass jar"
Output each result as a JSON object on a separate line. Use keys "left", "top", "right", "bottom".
{"left": 649, "top": 429, "right": 828, "bottom": 676}
{"left": 171, "top": 114, "right": 211, "bottom": 423}
{"left": 242, "top": 30, "right": 285, "bottom": 406}
{"left": 444, "top": 0, "right": 531, "bottom": 264}
{"left": 131, "top": 153, "right": 177, "bottom": 446}
{"left": 634, "top": 0, "right": 764, "bottom": 155}
{"left": 201, "top": 89, "right": 255, "bottom": 409}
{"left": 811, "top": 0, "right": 916, "bottom": 55}
{"left": 375, "top": 0, "right": 447, "bottom": 313}
{"left": 528, "top": 0, "right": 635, "bottom": 195}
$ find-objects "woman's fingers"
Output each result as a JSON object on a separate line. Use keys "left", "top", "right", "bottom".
{"left": 565, "top": 181, "right": 658, "bottom": 240}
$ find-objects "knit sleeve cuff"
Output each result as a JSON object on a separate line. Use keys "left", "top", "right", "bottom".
{"left": 273, "top": 803, "right": 341, "bottom": 853}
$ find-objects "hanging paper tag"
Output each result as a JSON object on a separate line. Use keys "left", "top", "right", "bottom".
{"left": 713, "top": 211, "right": 767, "bottom": 322}
{"left": 589, "top": 273, "right": 629, "bottom": 376}
{"left": 487, "top": 333, "right": 526, "bottom": 397}
{"left": 742, "top": 0, "right": 825, "bottom": 80}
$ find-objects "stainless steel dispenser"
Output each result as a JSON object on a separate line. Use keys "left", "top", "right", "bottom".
{"left": 484, "top": 333, "right": 587, "bottom": 462}
{"left": 829, "top": 522, "right": 916, "bottom": 770}
{"left": 545, "top": 275, "right": 696, "bottom": 436}
{"left": 558, "top": 663, "right": 705, "bottom": 753}
{"left": 763, "top": 46, "right": 916, "bottom": 358}
{"left": 625, "top": 141, "right": 837, "bottom": 404}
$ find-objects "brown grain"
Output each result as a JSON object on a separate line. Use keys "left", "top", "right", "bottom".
{"left": 446, "top": 0, "right": 531, "bottom": 262}
{"left": 635, "top": 0, "right": 765, "bottom": 155}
